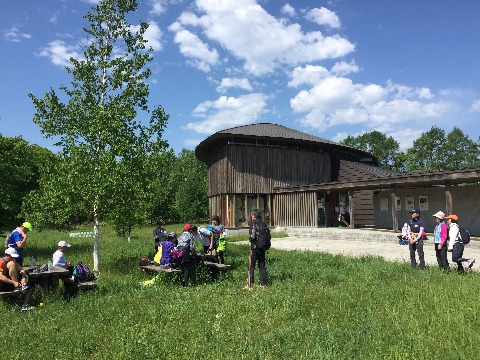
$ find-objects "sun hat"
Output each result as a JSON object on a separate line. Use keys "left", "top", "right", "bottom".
{"left": 58, "top": 241, "right": 71, "bottom": 248}
{"left": 444, "top": 214, "right": 459, "bottom": 221}
{"left": 5, "top": 247, "right": 19, "bottom": 258}
{"left": 432, "top": 211, "right": 445, "bottom": 219}
{"left": 183, "top": 224, "right": 192, "bottom": 231}
{"left": 22, "top": 222, "right": 33, "bottom": 231}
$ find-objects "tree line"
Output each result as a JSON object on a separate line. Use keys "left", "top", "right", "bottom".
{"left": 0, "top": 134, "right": 207, "bottom": 234}
{"left": 340, "top": 128, "right": 480, "bottom": 173}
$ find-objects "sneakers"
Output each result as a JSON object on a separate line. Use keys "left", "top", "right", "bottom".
{"left": 468, "top": 258, "right": 475, "bottom": 269}
{"left": 21, "top": 305, "right": 35, "bottom": 312}
{"left": 14, "top": 285, "right": 30, "bottom": 292}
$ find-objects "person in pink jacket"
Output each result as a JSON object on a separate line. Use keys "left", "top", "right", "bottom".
{"left": 432, "top": 211, "right": 449, "bottom": 270}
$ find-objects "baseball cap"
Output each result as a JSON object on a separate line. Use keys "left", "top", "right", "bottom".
{"left": 444, "top": 214, "right": 459, "bottom": 221}
{"left": 5, "top": 247, "right": 19, "bottom": 258}
{"left": 432, "top": 211, "right": 445, "bottom": 219}
{"left": 22, "top": 222, "right": 33, "bottom": 231}
{"left": 58, "top": 241, "right": 71, "bottom": 248}
{"left": 183, "top": 224, "right": 192, "bottom": 231}
{"left": 168, "top": 232, "right": 177, "bottom": 238}
{"left": 408, "top": 208, "right": 420, "bottom": 214}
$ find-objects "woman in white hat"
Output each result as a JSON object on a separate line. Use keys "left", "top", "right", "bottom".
{"left": 432, "top": 211, "right": 449, "bottom": 270}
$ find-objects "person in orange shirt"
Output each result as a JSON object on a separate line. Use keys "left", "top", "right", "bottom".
{"left": 0, "top": 248, "right": 35, "bottom": 311}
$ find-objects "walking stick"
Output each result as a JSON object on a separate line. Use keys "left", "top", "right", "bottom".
{"left": 247, "top": 249, "right": 252, "bottom": 288}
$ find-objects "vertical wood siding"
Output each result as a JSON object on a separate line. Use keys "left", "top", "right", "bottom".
{"left": 273, "top": 192, "right": 317, "bottom": 227}
{"left": 207, "top": 144, "right": 331, "bottom": 196}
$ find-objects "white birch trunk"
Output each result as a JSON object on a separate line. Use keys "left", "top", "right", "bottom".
{"left": 93, "top": 198, "right": 100, "bottom": 272}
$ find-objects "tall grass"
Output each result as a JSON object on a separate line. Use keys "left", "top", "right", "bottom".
{"left": 2, "top": 225, "right": 479, "bottom": 359}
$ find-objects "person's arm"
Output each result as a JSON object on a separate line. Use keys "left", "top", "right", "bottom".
{"left": 415, "top": 227, "right": 424, "bottom": 242}
{"left": 448, "top": 224, "right": 459, "bottom": 251}
{"left": 209, "top": 232, "right": 214, "bottom": 250}
{"left": 0, "top": 271, "right": 20, "bottom": 287}
{"left": 439, "top": 223, "right": 448, "bottom": 247}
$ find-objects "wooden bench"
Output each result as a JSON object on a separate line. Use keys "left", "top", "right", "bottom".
{"left": 140, "top": 265, "right": 181, "bottom": 274}
{"left": 0, "top": 290, "right": 23, "bottom": 299}
{"left": 203, "top": 262, "right": 232, "bottom": 271}
{"left": 76, "top": 281, "right": 97, "bottom": 290}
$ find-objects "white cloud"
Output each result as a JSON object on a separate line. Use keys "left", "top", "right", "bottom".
{"left": 36, "top": 40, "right": 84, "bottom": 67}
{"left": 290, "top": 75, "right": 451, "bottom": 133}
{"left": 2, "top": 26, "right": 31, "bottom": 42}
{"left": 304, "top": 7, "right": 341, "bottom": 29}
{"left": 331, "top": 60, "right": 359, "bottom": 76}
{"left": 216, "top": 77, "right": 253, "bottom": 93}
{"left": 170, "top": 0, "right": 354, "bottom": 76}
{"left": 288, "top": 65, "right": 329, "bottom": 87}
{"left": 131, "top": 21, "right": 163, "bottom": 51}
{"left": 185, "top": 93, "right": 268, "bottom": 134}
{"left": 386, "top": 128, "right": 424, "bottom": 151}
{"left": 281, "top": 4, "right": 296, "bottom": 17}
{"left": 469, "top": 99, "right": 480, "bottom": 113}
{"left": 171, "top": 28, "right": 219, "bottom": 72}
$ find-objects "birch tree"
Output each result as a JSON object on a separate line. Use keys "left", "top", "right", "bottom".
{"left": 29, "top": 0, "right": 169, "bottom": 271}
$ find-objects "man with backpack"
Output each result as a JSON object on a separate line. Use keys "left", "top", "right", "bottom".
{"left": 246, "top": 209, "right": 271, "bottom": 289}
{"left": 446, "top": 214, "right": 475, "bottom": 273}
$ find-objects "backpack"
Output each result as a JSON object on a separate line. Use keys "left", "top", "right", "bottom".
{"left": 170, "top": 247, "right": 183, "bottom": 260}
{"left": 458, "top": 227, "right": 471, "bottom": 245}
{"left": 207, "top": 226, "right": 220, "bottom": 246}
{"left": 73, "top": 262, "right": 95, "bottom": 283}
{"left": 217, "top": 233, "right": 227, "bottom": 253}
{"left": 255, "top": 222, "right": 271, "bottom": 250}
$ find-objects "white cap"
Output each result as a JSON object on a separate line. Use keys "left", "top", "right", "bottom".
{"left": 432, "top": 211, "right": 445, "bottom": 219}
{"left": 58, "top": 241, "right": 71, "bottom": 248}
{"left": 4, "top": 247, "right": 19, "bottom": 258}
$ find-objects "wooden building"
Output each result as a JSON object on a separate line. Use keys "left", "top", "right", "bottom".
{"left": 195, "top": 123, "right": 398, "bottom": 228}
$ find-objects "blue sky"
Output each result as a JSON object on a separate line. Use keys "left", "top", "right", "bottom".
{"left": 1, "top": 0, "right": 479, "bottom": 155}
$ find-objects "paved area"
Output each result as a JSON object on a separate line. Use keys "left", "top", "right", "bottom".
{"left": 267, "top": 236, "right": 479, "bottom": 271}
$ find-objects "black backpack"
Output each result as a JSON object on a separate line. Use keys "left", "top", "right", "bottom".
{"left": 458, "top": 227, "right": 471, "bottom": 245}
{"left": 255, "top": 222, "right": 271, "bottom": 250}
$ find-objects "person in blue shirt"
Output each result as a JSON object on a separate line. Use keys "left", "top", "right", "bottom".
{"left": 6, "top": 222, "right": 33, "bottom": 266}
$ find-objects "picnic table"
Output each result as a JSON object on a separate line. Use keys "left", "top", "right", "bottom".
{"left": 197, "top": 253, "right": 232, "bottom": 271}
{"left": 140, "top": 264, "right": 181, "bottom": 274}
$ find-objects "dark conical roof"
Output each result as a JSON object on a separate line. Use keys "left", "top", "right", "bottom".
{"left": 195, "top": 122, "right": 376, "bottom": 164}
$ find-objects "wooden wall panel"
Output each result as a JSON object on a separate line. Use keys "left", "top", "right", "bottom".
{"left": 208, "top": 144, "right": 331, "bottom": 196}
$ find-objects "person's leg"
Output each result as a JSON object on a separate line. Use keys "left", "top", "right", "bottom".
{"left": 257, "top": 250, "right": 267, "bottom": 286}
{"left": 21, "top": 286, "right": 35, "bottom": 305}
{"left": 440, "top": 246, "right": 449, "bottom": 270}
{"left": 417, "top": 241, "right": 425, "bottom": 269}
{"left": 7, "top": 261, "right": 20, "bottom": 283}
{"left": 218, "top": 251, "right": 225, "bottom": 264}
{"left": 452, "top": 243, "right": 465, "bottom": 273}
{"left": 434, "top": 244, "right": 442, "bottom": 268}
{"left": 409, "top": 243, "right": 417, "bottom": 268}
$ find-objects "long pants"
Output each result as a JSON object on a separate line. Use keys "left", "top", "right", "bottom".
{"left": 434, "top": 244, "right": 449, "bottom": 270}
{"left": 216, "top": 251, "right": 225, "bottom": 264}
{"left": 248, "top": 249, "right": 267, "bottom": 286}
{"left": 409, "top": 240, "right": 425, "bottom": 269}
{"left": 180, "top": 253, "right": 196, "bottom": 286}
{"left": 452, "top": 242, "right": 469, "bottom": 273}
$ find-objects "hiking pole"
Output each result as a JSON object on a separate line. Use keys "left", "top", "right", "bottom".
{"left": 247, "top": 249, "right": 252, "bottom": 288}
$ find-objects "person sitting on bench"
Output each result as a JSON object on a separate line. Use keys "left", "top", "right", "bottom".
{"left": 0, "top": 248, "right": 35, "bottom": 311}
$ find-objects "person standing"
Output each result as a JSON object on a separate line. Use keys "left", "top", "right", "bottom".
{"left": 153, "top": 221, "right": 166, "bottom": 255}
{"left": 177, "top": 224, "right": 196, "bottom": 286}
{"left": 6, "top": 222, "right": 33, "bottom": 266}
{"left": 446, "top": 214, "right": 475, "bottom": 273}
{"left": 246, "top": 209, "right": 268, "bottom": 289}
{"left": 407, "top": 208, "right": 425, "bottom": 269}
{"left": 338, "top": 203, "right": 349, "bottom": 227}
{"left": 432, "top": 211, "right": 449, "bottom": 270}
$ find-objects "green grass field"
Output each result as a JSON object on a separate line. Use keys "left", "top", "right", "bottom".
{"left": 2, "top": 225, "right": 479, "bottom": 359}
